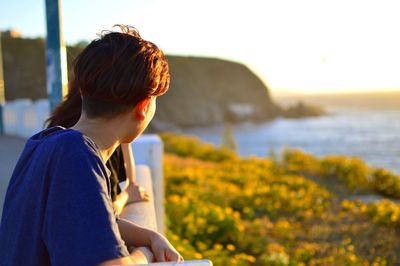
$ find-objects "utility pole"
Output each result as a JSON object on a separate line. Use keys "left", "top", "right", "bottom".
{"left": 0, "top": 32, "right": 5, "bottom": 135}
{"left": 45, "top": 0, "right": 68, "bottom": 111}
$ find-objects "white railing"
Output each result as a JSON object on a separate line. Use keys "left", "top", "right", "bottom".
{"left": 3, "top": 99, "right": 50, "bottom": 138}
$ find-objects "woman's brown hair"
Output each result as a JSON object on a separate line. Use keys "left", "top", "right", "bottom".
{"left": 46, "top": 80, "right": 82, "bottom": 128}
{"left": 47, "top": 25, "right": 169, "bottom": 127}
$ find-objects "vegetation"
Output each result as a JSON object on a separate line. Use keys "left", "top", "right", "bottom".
{"left": 161, "top": 133, "right": 400, "bottom": 265}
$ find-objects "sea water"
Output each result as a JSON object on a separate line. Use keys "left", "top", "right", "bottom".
{"left": 182, "top": 106, "right": 400, "bottom": 174}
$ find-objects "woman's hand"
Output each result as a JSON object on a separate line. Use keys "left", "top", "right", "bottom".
{"left": 126, "top": 183, "right": 150, "bottom": 204}
{"left": 117, "top": 219, "right": 183, "bottom": 262}
{"left": 113, "top": 183, "right": 149, "bottom": 215}
{"left": 150, "top": 232, "right": 184, "bottom": 262}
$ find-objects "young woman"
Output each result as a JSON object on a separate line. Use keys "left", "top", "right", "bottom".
{"left": 46, "top": 82, "right": 149, "bottom": 215}
{"left": 1, "top": 25, "right": 181, "bottom": 265}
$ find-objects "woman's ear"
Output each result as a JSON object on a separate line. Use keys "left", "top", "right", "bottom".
{"left": 135, "top": 99, "right": 150, "bottom": 121}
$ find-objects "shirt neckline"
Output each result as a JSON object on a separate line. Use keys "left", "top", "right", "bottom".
{"left": 63, "top": 127, "right": 112, "bottom": 178}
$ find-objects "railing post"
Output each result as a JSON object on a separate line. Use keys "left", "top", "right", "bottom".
{"left": 131, "top": 135, "right": 165, "bottom": 235}
{"left": 45, "top": 0, "right": 68, "bottom": 111}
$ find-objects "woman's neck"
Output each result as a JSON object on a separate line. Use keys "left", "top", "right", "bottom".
{"left": 71, "top": 116, "right": 121, "bottom": 163}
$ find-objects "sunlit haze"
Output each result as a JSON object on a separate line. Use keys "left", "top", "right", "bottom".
{"left": 1, "top": 0, "right": 400, "bottom": 94}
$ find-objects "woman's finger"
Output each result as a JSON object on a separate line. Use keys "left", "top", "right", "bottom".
{"left": 165, "top": 249, "right": 181, "bottom": 262}
{"left": 153, "top": 249, "right": 166, "bottom": 262}
{"left": 141, "top": 192, "right": 150, "bottom": 201}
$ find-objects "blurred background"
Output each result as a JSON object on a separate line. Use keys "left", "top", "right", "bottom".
{"left": 1, "top": 0, "right": 400, "bottom": 265}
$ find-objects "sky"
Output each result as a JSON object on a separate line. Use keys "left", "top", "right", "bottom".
{"left": 1, "top": 0, "right": 400, "bottom": 95}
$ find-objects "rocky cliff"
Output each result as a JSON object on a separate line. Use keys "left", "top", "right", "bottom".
{"left": 153, "top": 56, "right": 281, "bottom": 128}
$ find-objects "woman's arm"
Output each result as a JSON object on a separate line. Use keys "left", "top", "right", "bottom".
{"left": 99, "top": 219, "right": 182, "bottom": 265}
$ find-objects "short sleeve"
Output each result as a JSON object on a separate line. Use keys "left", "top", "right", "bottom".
{"left": 42, "top": 142, "right": 129, "bottom": 266}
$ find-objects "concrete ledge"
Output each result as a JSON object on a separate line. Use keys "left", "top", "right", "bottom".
{"left": 120, "top": 165, "right": 157, "bottom": 231}
{"left": 131, "top": 135, "right": 165, "bottom": 234}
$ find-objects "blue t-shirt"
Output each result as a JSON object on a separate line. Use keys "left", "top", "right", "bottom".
{"left": 0, "top": 127, "right": 129, "bottom": 266}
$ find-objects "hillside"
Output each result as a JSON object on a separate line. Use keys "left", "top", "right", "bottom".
{"left": 1, "top": 37, "right": 47, "bottom": 100}
{"left": 1, "top": 36, "right": 322, "bottom": 128}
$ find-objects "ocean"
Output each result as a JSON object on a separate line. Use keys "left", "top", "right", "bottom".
{"left": 182, "top": 93, "right": 400, "bottom": 174}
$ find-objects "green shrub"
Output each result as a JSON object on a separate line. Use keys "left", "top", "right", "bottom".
{"left": 160, "top": 132, "right": 238, "bottom": 162}
{"left": 372, "top": 168, "right": 400, "bottom": 198}
{"left": 320, "top": 156, "right": 370, "bottom": 190}
{"left": 281, "top": 149, "right": 320, "bottom": 177}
